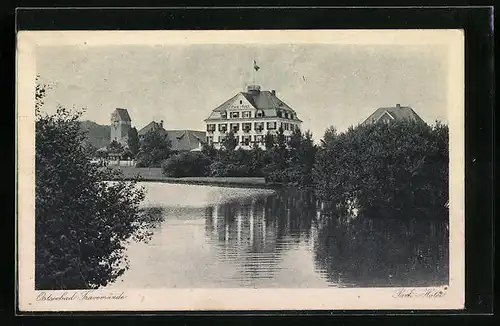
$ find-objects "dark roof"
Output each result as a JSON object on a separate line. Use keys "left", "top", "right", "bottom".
{"left": 112, "top": 108, "right": 132, "bottom": 122}
{"left": 362, "top": 105, "right": 426, "bottom": 125}
{"left": 165, "top": 130, "right": 206, "bottom": 152}
{"left": 138, "top": 121, "right": 166, "bottom": 136}
{"left": 208, "top": 88, "right": 299, "bottom": 120}
{"left": 138, "top": 122, "right": 205, "bottom": 151}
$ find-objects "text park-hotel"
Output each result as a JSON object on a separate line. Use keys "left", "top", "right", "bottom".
{"left": 205, "top": 84, "right": 302, "bottom": 149}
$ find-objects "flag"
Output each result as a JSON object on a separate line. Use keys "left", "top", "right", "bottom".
{"left": 253, "top": 60, "right": 260, "bottom": 71}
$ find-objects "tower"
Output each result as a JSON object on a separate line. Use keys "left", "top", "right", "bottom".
{"left": 110, "top": 108, "right": 132, "bottom": 147}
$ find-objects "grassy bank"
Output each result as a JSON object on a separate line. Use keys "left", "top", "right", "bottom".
{"left": 108, "top": 166, "right": 275, "bottom": 189}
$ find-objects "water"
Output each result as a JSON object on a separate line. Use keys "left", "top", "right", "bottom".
{"left": 108, "top": 182, "right": 449, "bottom": 289}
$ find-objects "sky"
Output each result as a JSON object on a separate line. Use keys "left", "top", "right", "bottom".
{"left": 37, "top": 43, "right": 449, "bottom": 140}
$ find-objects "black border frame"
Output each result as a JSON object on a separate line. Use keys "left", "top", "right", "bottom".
{"left": 5, "top": 5, "right": 494, "bottom": 322}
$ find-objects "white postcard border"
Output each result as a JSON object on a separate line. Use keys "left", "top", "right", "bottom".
{"left": 16, "top": 29, "right": 465, "bottom": 311}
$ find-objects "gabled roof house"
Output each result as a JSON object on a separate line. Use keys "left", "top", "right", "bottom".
{"left": 138, "top": 120, "right": 206, "bottom": 152}
{"left": 361, "top": 104, "right": 426, "bottom": 126}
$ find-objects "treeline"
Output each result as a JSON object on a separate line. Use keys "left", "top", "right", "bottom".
{"left": 313, "top": 120, "right": 449, "bottom": 219}
{"left": 161, "top": 127, "right": 317, "bottom": 188}
{"left": 163, "top": 119, "right": 449, "bottom": 219}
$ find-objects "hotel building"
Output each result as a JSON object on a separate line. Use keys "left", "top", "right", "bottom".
{"left": 204, "top": 85, "right": 302, "bottom": 149}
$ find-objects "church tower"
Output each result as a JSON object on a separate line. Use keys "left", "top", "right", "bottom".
{"left": 110, "top": 108, "right": 132, "bottom": 147}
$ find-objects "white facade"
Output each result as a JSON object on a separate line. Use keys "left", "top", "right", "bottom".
{"left": 204, "top": 85, "right": 302, "bottom": 150}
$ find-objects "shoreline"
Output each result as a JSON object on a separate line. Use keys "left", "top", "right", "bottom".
{"left": 105, "top": 166, "right": 280, "bottom": 189}
{"left": 112, "top": 176, "right": 281, "bottom": 189}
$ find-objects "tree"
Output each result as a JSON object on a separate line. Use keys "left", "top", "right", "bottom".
{"left": 264, "top": 131, "right": 275, "bottom": 150}
{"left": 35, "top": 75, "right": 52, "bottom": 114}
{"left": 162, "top": 151, "right": 211, "bottom": 177}
{"left": 201, "top": 142, "right": 218, "bottom": 160}
{"left": 136, "top": 129, "right": 172, "bottom": 167}
{"left": 107, "top": 140, "right": 124, "bottom": 158}
{"left": 313, "top": 120, "right": 449, "bottom": 219}
{"left": 35, "top": 105, "right": 153, "bottom": 289}
{"left": 248, "top": 141, "right": 265, "bottom": 176}
{"left": 221, "top": 130, "right": 237, "bottom": 151}
{"left": 263, "top": 127, "right": 289, "bottom": 183}
{"left": 127, "top": 127, "right": 140, "bottom": 157}
{"left": 299, "top": 130, "right": 317, "bottom": 188}
{"left": 321, "top": 125, "right": 338, "bottom": 147}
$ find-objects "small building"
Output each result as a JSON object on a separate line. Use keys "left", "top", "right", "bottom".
{"left": 138, "top": 120, "right": 166, "bottom": 137}
{"left": 110, "top": 108, "right": 132, "bottom": 147}
{"left": 361, "top": 104, "right": 426, "bottom": 126}
{"left": 138, "top": 120, "right": 206, "bottom": 152}
{"left": 204, "top": 85, "right": 302, "bottom": 150}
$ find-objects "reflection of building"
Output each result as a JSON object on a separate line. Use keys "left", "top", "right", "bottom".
{"left": 361, "top": 104, "right": 426, "bottom": 125}
{"left": 110, "top": 108, "right": 132, "bottom": 146}
{"left": 204, "top": 85, "right": 303, "bottom": 149}
{"left": 138, "top": 120, "right": 206, "bottom": 152}
{"left": 203, "top": 192, "right": 317, "bottom": 283}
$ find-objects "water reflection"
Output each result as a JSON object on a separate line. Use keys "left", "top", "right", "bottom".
{"left": 202, "top": 188, "right": 448, "bottom": 288}
{"left": 313, "top": 209, "right": 449, "bottom": 287}
{"left": 112, "top": 183, "right": 448, "bottom": 288}
{"left": 203, "top": 190, "right": 317, "bottom": 285}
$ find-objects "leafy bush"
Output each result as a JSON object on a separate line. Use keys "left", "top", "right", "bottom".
{"left": 35, "top": 107, "right": 152, "bottom": 290}
{"left": 313, "top": 120, "right": 449, "bottom": 219}
{"left": 162, "top": 152, "right": 211, "bottom": 177}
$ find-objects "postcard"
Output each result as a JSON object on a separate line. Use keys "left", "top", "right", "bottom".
{"left": 17, "top": 29, "right": 464, "bottom": 311}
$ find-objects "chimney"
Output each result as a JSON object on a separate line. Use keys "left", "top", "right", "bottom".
{"left": 396, "top": 103, "right": 401, "bottom": 108}
{"left": 271, "top": 90, "right": 276, "bottom": 96}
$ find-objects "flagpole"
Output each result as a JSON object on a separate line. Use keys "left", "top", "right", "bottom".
{"left": 252, "top": 61, "right": 255, "bottom": 85}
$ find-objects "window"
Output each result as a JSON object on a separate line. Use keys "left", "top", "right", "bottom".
{"left": 285, "top": 112, "right": 289, "bottom": 119}
{"left": 218, "top": 124, "right": 227, "bottom": 132}
{"left": 267, "top": 122, "right": 277, "bottom": 130}
{"left": 254, "top": 122, "right": 264, "bottom": 132}
{"left": 230, "top": 112, "right": 240, "bottom": 118}
{"left": 256, "top": 110, "right": 264, "bottom": 118}
{"left": 242, "top": 111, "right": 251, "bottom": 118}
{"left": 240, "top": 100, "right": 243, "bottom": 104}
{"left": 230, "top": 123, "right": 239, "bottom": 132}
{"left": 255, "top": 135, "right": 263, "bottom": 143}
{"left": 277, "top": 110, "right": 283, "bottom": 118}
{"left": 242, "top": 136, "right": 251, "bottom": 146}
{"left": 242, "top": 123, "right": 252, "bottom": 132}
{"left": 207, "top": 136, "right": 213, "bottom": 144}
{"left": 207, "top": 124, "right": 216, "bottom": 132}
{"left": 220, "top": 111, "right": 227, "bottom": 119}
{"left": 217, "top": 136, "right": 221, "bottom": 143}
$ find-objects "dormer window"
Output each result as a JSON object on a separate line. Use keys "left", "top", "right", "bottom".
{"left": 284, "top": 112, "right": 289, "bottom": 119}
{"left": 256, "top": 110, "right": 264, "bottom": 118}
{"left": 277, "top": 110, "right": 283, "bottom": 118}
{"left": 220, "top": 111, "right": 227, "bottom": 119}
